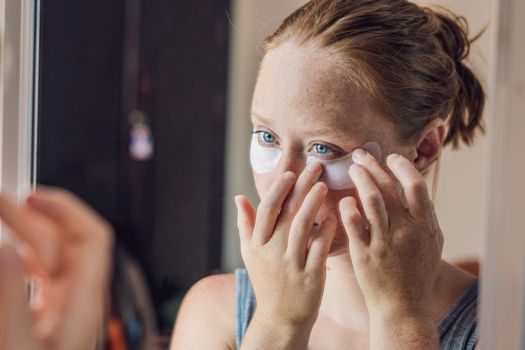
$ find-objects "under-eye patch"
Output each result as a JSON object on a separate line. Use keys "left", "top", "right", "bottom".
{"left": 306, "top": 141, "right": 382, "bottom": 190}
{"left": 249, "top": 132, "right": 283, "bottom": 174}
{"left": 249, "top": 132, "right": 382, "bottom": 190}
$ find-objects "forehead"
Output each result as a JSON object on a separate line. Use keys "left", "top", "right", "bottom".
{"left": 252, "top": 42, "right": 389, "bottom": 140}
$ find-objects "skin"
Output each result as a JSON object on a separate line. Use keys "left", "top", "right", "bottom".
{"left": 0, "top": 188, "right": 113, "bottom": 350}
{"left": 172, "top": 42, "right": 480, "bottom": 349}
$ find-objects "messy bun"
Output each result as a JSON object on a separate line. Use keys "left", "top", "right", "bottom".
{"left": 431, "top": 8, "right": 486, "bottom": 148}
{"left": 262, "top": 0, "right": 486, "bottom": 150}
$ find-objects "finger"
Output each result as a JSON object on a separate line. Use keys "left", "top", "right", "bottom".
{"left": 269, "top": 162, "right": 323, "bottom": 250}
{"left": 339, "top": 196, "right": 369, "bottom": 255}
{"left": 50, "top": 257, "right": 109, "bottom": 350}
{"left": 348, "top": 164, "right": 389, "bottom": 234}
{"left": 234, "top": 195, "right": 256, "bottom": 246}
{"left": 28, "top": 187, "right": 86, "bottom": 221}
{"left": 0, "top": 195, "right": 60, "bottom": 274}
{"left": 351, "top": 148, "right": 405, "bottom": 215}
{"left": 386, "top": 154, "right": 431, "bottom": 220}
{"left": 287, "top": 182, "right": 328, "bottom": 267}
{"left": 27, "top": 189, "right": 114, "bottom": 256}
{"left": 27, "top": 188, "right": 111, "bottom": 241}
{"left": 0, "top": 246, "right": 41, "bottom": 350}
{"left": 304, "top": 215, "right": 336, "bottom": 272}
{"left": 26, "top": 188, "right": 113, "bottom": 272}
{"left": 252, "top": 171, "right": 296, "bottom": 245}
{"left": 278, "top": 162, "right": 323, "bottom": 222}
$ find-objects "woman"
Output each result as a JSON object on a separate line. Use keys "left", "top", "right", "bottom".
{"left": 0, "top": 0, "right": 483, "bottom": 349}
{"left": 172, "top": 0, "right": 483, "bottom": 349}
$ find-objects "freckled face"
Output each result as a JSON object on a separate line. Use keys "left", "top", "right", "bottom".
{"left": 251, "top": 42, "right": 403, "bottom": 256}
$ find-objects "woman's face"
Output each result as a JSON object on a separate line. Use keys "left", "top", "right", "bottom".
{"left": 251, "top": 42, "right": 409, "bottom": 256}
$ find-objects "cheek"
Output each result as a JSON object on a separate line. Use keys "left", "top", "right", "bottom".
{"left": 253, "top": 172, "right": 274, "bottom": 200}
{"left": 320, "top": 189, "right": 360, "bottom": 254}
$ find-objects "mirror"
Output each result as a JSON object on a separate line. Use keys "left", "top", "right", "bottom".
{"left": 1, "top": 0, "right": 524, "bottom": 349}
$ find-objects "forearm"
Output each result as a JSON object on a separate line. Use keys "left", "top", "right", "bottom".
{"left": 240, "top": 314, "right": 311, "bottom": 350}
{"left": 369, "top": 310, "right": 440, "bottom": 350}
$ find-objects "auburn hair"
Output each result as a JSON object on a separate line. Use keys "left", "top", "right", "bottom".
{"left": 261, "top": 0, "right": 485, "bottom": 150}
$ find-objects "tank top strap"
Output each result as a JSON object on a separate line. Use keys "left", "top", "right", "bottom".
{"left": 235, "top": 268, "right": 257, "bottom": 349}
{"left": 438, "top": 279, "right": 479, "bottom": 349}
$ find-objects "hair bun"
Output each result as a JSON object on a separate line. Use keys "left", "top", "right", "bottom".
{"left": 433, "top": 9, "right": 471, "bottom": 63}
{"left": 427, "top": 7, "right": 486, "bottom": 148}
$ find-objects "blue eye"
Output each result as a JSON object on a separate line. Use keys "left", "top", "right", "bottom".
{"left": 314, "top": 144, "right": 330, "bottom": 155}
{"left": 260, "top": 131, "right": 276, "bottom": 144}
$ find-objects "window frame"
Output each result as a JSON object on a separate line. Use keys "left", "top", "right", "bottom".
{"left": 0, "top": 0, "right": 39, "bottom": 242}
{"left": 479, "top": 0, "right": 525, "bottom": 348}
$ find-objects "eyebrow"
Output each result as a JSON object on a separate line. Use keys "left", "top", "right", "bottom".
{"left": 250, "top": 112, "right": 271, "bottom": 125}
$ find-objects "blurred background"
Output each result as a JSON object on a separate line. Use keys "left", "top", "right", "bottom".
{"left": 31, "top": 0, "right": 493, "bottom": 341}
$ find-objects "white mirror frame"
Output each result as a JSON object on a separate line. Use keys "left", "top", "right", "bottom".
{"left": 0, "top": 0, "right": 39, "bottom": 242}
{"left": 479, "top": 0, "right": 525, "bottom": 348}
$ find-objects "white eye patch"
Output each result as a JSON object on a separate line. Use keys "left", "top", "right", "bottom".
{"left": 250, "top": 132, "right": 282, "bottom": 174}
{"left": 306, "top": 141, "right": 382, "bottom": 190}
{"left": 249, "top": 132, "right": 382, "bottom": 190}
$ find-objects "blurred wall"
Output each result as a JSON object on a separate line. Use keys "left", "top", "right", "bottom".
{"left": 222, "top": 0, "right": 308, "bottom": 271}
{"left": 222, "top": 0, "right": 494, "bottom": 271}
{"left": 416, "top": 0, "right": 493, "bottom": 262}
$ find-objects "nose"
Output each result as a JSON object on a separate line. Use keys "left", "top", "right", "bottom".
{"left": 274, "top": 151, "right": 307, "bottom": 177}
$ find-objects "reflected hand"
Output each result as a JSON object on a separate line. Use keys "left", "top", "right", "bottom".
{"left": 0, "top": 187, "right": 113, "bottom": 350}
{"left": 235, "top": 163, "right": 336, "bottom": 348}
{"left": 339, "top": 150, "right": 444, "bottom": 317}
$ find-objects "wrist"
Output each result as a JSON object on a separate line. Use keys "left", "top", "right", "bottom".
{"left": 369, "top": 305, "right": 434, "bottom": 328}
{"left": 241, "top": 312, "right": 313, "bottom": 350}
{"left": 368, "top": 308, "right": 439, "bottom": 350}
{"left": 253, "top": 310, "right": 314, "bottom": 335}
{"left": 365, "top": 294, "right": 433, "bottom": 320}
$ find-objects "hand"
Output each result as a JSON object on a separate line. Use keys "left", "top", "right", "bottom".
{"left": 0, "top": 187, "right": 113, "bottom": 350}
{"left": 235, "top": 163, "right": 336, "bottom": 346}
{"left": 339, "top": 151, "right": 444, "bottom": 317}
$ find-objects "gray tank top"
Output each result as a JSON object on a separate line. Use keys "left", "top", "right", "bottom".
{"left": 234, "top": 268, "right": 479, "bottom": 349}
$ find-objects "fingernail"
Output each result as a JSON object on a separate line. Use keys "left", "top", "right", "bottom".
{"left": 352, "top": 148, "right": 366, "bottom": 160}
{"left": 307, "top": 161, "right": 322, "bottom": 173}
{"left": 283, "top": 171, "right": 296, "bottom": 181}
{"left": 339, "top": 197, "right": 350, "bottom": 208}
{"left": 314, "top": 182, "right": 327, "bottom": 193}
{"left": 349, "top": 163, "right": 361, "bottom": 172}
{"left": 388, "top": 153, "right": 400, "bottom": 161}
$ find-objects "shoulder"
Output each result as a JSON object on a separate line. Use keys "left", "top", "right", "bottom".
{"left": 170, "top": 273, "right": 236, "bottom": 350}
{"left": 187, "top": 273, "right": 236, "bottom": 306}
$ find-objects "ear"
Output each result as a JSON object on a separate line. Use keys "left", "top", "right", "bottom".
{"left": 412, "top": 118, "right": 446, "bottom": 174}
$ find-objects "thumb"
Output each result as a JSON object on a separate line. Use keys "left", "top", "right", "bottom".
{"left": 0, "top": 245, "right": 41, "bottom": 350}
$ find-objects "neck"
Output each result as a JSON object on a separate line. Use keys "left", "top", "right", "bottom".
{"left": 320, "top": 252, "right": 369, "bottom": 330}
{"left": 320, "top": 256, "right": 471, "bottom": 329}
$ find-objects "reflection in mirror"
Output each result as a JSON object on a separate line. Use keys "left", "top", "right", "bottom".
{"left": 1, "top": 0, "right": 524, "bottom": 349}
